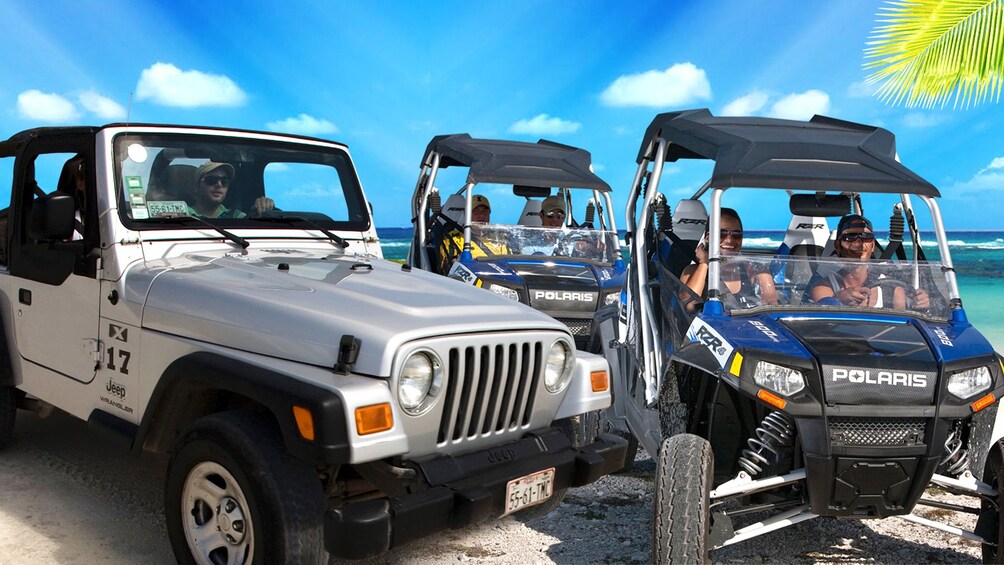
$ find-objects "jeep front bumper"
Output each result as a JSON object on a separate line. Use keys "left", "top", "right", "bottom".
{"left": 324, "top": 427, "right": 628, "bottom": 559}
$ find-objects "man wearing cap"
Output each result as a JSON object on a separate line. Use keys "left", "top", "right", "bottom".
{"left": 809, "top": 214, "right": 929, "bottom": 309}
{"left": 540, "top": 195, "right": 566, "bottom": 228}
{"left": 190, "top": 162, "right": 275, "bottom": 219}
{"left": 438, "top": 194, "right": 509, "bottom": 272}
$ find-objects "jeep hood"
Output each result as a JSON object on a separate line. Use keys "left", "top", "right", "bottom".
{"left": 134, "top": 249, "right": 567, "bottom": 375}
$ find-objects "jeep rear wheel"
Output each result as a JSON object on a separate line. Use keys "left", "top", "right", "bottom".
{"left": 165, "top": 412, "right": 326, "bottom": 565}
{"left": 653, "top": 433, "right": 712, "bottom": 564}
{"left": 0, "top": 386, "right": 16, "bottom": 449}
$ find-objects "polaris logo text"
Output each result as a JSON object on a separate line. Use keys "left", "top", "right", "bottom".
{"left": 831, "top": 368, "right": 927, "bottom": 388}
{"left": 533, "top": 290, "right": 595, "bottom": 302}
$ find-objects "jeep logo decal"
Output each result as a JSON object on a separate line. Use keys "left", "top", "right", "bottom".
{"left": 487, "top": 447, "right": 516, "bottom": 464}
{"left": 831, "top": 368, "right": 928, "bottom": 388}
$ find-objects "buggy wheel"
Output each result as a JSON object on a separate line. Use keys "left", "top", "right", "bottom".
{"left": 0, "top": 385, "right": 16, "bottom": 449}
{"left": 982, "top": 439, "right": 1004, "bottom": 563}
{"left": 653, "top": 433, "right": 712, "bottom": 564}
{"left": 165, "top": 412, "right": 326, "bottom": 565}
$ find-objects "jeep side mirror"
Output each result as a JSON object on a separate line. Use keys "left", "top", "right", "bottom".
{"left": 27, "top": 192, "right": 75, "bottom": 241}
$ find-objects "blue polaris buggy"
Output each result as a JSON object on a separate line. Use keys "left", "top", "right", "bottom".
{"left": 408, "top": 134, "right": 625, "bottom": 351}
{"left": 595, "top": 109, "right": 1004, "bottom": 562}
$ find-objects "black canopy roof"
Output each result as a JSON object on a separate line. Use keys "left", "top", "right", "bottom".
{"left": 423, "top": 134, "right": 610, "bottom": 191}
{"left": 637, "top": 109, "right": 939, "bottom": 197}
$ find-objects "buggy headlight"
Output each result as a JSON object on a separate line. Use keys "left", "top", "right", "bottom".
{"left": 947, "top": 366, "right": 992, "bottom": 399}
{"left": 489, "top": 283, "right": 519, "bottom": 301}
{"left": 544, "top": 340, "right": 574, "bottom": 393}
{"left": 753, "top": 361, "right": 805, "bottom": 397}
{"left": 603, "top": 291, "right": 621, "bottom": 306}
{"left": 398, "top": 351, "right": 442, "bottom": 415}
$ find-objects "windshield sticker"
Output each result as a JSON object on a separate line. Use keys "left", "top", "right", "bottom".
{"left": 687, "top": 319, "right": 733, "bottom": 368}
{"left": 126, "top": 175, "right": 149, "bottom": 219}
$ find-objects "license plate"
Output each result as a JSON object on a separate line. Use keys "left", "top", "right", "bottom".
{"left": 503, "top": 467, "right": 555, "bottom": 516}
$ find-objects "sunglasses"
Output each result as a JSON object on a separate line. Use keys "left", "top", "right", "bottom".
{"left": 200, "top": 175, "right": 231, "bottom": 187}
{"left": 839, "top": 232, "right": 876, "bottom": 243}
{"left": 542, "top": 210, "right": 565, "bottom": 219}
{"left": 717, "top": 229, "right": 743, "bottom": 239}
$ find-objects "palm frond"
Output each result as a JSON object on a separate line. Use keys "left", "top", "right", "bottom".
{"left": 864, "top": 0, "right": 1004, "bottom": 108}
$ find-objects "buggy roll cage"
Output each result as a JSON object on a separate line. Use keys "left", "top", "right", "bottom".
{"left": 623, "top": 109, "right": 962, "bottom": 403}
{"left": 411, "top": 135, "right": 615, "bottom": 266}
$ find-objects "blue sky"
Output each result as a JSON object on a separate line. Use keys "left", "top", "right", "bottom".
{"left": 2, "top": 0, "right": 1002, "bottom": 229}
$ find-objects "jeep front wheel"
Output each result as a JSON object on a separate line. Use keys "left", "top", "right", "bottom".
{"left": 653, "top": 433, "right": 712, "bottom": 564}
{"left": 165, "top": 411, "right": 326, "bottom": 564}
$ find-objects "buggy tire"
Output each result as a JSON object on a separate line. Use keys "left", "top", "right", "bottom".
{"left": 653, "top": 433, "right": 712, "bottom": 564}
{"left": 0, "top": 385, "right": 16, "bottom": 450}
{"left": 981, "top": 438, "right": 1004, "bottom": 563}
{"left": 165, "top": 411, "right": 326, "bottom": 565}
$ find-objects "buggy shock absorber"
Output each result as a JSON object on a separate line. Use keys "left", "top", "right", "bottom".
{"left": 429, "top": 191, "right": 442, "bottom": 214}
{"left": 653, "top": 193, "right": 671, "bottom": 233}
{"left": 940, "top": 426, "right": 969, "bottom": 476}
{"left": 738, "top": 411, "right": 796, "bottom": 477}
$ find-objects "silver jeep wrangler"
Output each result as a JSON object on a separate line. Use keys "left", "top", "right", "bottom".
{"left": 0, "top": 124, "right": 626, "bottom": 562}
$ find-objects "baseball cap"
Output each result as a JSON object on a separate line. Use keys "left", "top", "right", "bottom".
{"left": 541, "top": 195, "right": 566, "bottom": 212}
{"left": 472, "top": 194, "right": 491, "bottom": 210}
{"left": 195, "top": 162, "right": 235, "bottom": 182}
{"left": 836, "top": 214, "right": 872, "bottom": 236}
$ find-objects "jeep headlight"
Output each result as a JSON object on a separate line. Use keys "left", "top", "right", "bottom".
{"left": 947, "top": 366, "right": 992, "bottom": 399}
{"left": 398, "top": 351, "right": 442, "bottom": 415}
{"left": 544, "top": 340, "right": 574, "bottom": 393}
{"left": 489, "top": 283, "right": 519, "bottom": 301}
{"left": 753, "top": 361, "right": 805, "bottom": 396}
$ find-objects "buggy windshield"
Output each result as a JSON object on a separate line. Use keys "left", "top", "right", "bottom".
{"left": 697, "top": 253, "right": 953, "bottom": 320}
{"left": 467, "top": 223, "right": 621, "bottom": 265}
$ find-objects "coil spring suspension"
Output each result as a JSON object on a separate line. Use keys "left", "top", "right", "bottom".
{"left": 940, "top": 427, "right": 969, "bottom": 476}
{"left": 738, "top": 411, "right": 796, "bottom": 477}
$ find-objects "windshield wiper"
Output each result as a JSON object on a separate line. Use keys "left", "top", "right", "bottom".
{"left": 148, "top": 214, "right": 250, "bottom": 250}
{"left": 249, "top": 215, "right": 350, "bottom": 248}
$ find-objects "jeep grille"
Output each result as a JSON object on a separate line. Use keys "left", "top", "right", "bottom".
{"left": 437, "top": 341, "right": 543, "bottom": 445}
{"left": 829, "top": 417, "right": 926, "bottom": 447}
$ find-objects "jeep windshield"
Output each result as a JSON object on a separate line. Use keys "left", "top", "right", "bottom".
{"left": 468, "top": 224, "right": 621, "bottom": 265}
{"left": 113, "top": 132, "right": 371, "bottom": 232}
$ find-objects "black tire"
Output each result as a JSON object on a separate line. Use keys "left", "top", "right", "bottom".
{"left": 0, "top": 385, "right": 16, "bottom": 450}
{"left": 165, "top": 411, "right": 326, "bottom": 565}
{"left": 981, "top": 439, "right": 1004, "bottom": 563}
{"left": 653, "top": 433, "right": 712, "bottom": 564}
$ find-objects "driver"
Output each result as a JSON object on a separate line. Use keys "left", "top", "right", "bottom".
{"left": 438, "top": 195, "right": 509, "bottom": 271}
{"left": 189, "top": 162, "right": 275, "bottom": 219}
{"left": 808, "top": 214, "right": 930, "bottom": 309}
{"left": 540, "top": 196, "right": 566, "bottom": 228}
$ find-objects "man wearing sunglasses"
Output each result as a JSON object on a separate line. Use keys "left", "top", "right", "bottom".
{"left": 540, "top": 195, "right": 566, "bottom": 228}
{"left": 810, "top": 214, "right": 929, "bottom": 309}
{"left": 190, "top": 162, "right": 274, "bottom": 219}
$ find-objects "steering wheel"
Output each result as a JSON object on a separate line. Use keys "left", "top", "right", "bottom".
{"left": 554, "top": 231, "right": 596, "bottom": 258}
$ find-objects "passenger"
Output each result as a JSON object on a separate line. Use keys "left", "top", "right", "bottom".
{"left": 808, "top": 214, "right": 930, "bottom": 309}
{"left": 679, "top": 208, "right": 777, "bottom": 308}
{"left": 438, "top": 195, "right": 509, "bottom": 272}
{"left": 190, "top": 162, "right": 275, "bottom": 219}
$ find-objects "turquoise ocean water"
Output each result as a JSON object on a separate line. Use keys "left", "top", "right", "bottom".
{"left": 377, "top": 228, "right": 1004, "bottom": 352}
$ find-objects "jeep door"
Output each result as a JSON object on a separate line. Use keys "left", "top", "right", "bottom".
{"left": 6, "top": 134, "right": 102, "bottom": 396}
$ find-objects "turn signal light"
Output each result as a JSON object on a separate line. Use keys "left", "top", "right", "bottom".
{"left": 590, "top": 370, "right": 609, "bottom": 392}
{"left": 355, "top": 403, "right": 393, "bottom": 435}
{"left": 972, "top": 393, "right": 996, "bottom": 413}
{"left": 757, "top": 389, "right": 787, "bottom": 410}
{"left": 292, "top": 405, "right": 315, "bottom": 441}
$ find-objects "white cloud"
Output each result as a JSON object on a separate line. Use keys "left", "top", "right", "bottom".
{"left": 947, "top": 157, "right": 1004, "bottom": 196}
{"left": 721, "top": 91, "right": 769, "bottom": 116}
{"left": 600, "top": 63, "right": 712, "bottom": 108}
{"left": 768, "top": 90, "right": 830, "bottom": 120}
{"left": 17, "top": 90, "right": 79, "bottom": 122}
{"left": 902, "top": 113, "right": 948, "bottom": 128}
{"left": 847, "top": 81, "right": 878, "bottom": 98}
{"left": 78, "top": 91, "right": 126, "bottom": 120}
{"left": 266, "top": 114, "right": 339, "bottom": 135}
{"left": 507, "top": 113, "right": 581, "bottom": 135}
{"left": 136, "top": 62, "right": 247, "bottom": 108}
